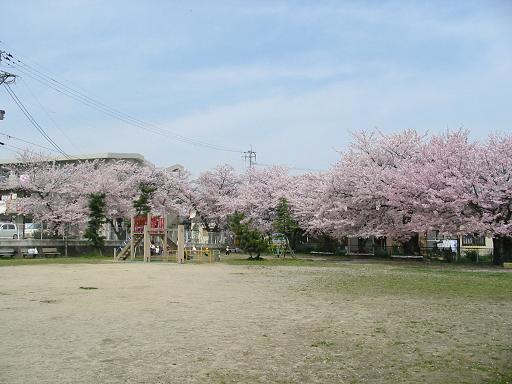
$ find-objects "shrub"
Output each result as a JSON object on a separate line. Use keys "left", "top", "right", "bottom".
{"left": 391, "top": 245, "right": 403, "bottom": 256}
{"left": 374, "top": 247, "right": 389, "bottom": 258}
{"left": 464, "top": 250, "right": 479, "bottom": 263}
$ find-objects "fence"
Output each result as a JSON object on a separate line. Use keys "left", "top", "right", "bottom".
{"left": 166, "top": 229, "right": 229, "bottom": 246}
{"left": 346, "top": 243, "right": 496, "bottom": 264}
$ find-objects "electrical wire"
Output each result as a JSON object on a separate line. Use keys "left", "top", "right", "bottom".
{"left": 0, "top": 144, "right": 19, "bottom": 155}
{"left": 19, "top": 77, "right": 82, "bottom": 153}
{"left": 1, "top": 50, "right": 243, "bottom": 153}
{"left": 3, "top": 83, "right": 70, "bottom": 158}
{"left": 3, "top": 82, "right": 67, "bottom": 156}
{"left": 8, "top": 60, "right": 241, "bottom": 152}
{"left": 0, "top": 131, "right": 60, "bottom": 154}
{"left": 0, "top": 140, "right": 37, "bottom": 155}
{"left": 1, "top": 46, "right": 322, "bottom": 170}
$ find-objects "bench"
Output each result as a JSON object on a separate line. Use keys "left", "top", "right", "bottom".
{"left": 0, "top": 248, "right": 16, "bottom": 258}
{"left": 391, "top": 255, "right": 424, "bottom": 261}
{"left": 42, "top": 248, "right": 61, "bottom": 257}
{"left": 21, "top": 248, "right": 39, "bottom": 258}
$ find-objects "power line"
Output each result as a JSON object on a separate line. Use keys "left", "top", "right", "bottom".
{"left": 0, "top": 140, "right": 32, "bottom": 154}
{"left": 1, "top": 48, "right": 322, "bottom": 171}
{"left": 1, "top": 49, "right": 244, "bottom": 154}
{"left": 0, "top": 144, "right": 20, "bottom": 155}
{"left": 9, "top": 59, "right": 241, "bottom": 152}
{"left": 19, "top": 77, "right": 81, "bottom": 153}
{"left": 3, "top": 83, "right": 70, "bottom": 158}
{"left": 0, "top": 131, "right": 61, "bottom": 153}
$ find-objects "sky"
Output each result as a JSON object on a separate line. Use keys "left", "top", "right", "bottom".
{"left": 0, "top": 0, "right": 511, "bottom": 174}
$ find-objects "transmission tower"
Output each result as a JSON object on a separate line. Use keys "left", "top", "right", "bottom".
{"left": 242, "top": 146, "right": 256, "bottom": 168}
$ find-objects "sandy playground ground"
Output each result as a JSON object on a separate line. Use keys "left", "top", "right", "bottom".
{"left": 0, "top": 261, "right": 511, "bottom": 383}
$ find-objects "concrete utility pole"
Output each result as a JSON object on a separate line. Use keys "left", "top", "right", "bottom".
{"left": 0, "top": 51, "right": 17, "bottom": 85}
{"left": 0, "top": 71, "right": 16, "bottom": 85}
{"left": 0, "top": 51, "right": 17, "bottom": 122}
{"left": 242, "top": 145, "right": 256, "bottom": 168}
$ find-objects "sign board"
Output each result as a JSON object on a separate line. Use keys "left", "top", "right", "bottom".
{"left": 133, "top": 216, "right": 165, "bottom": 234}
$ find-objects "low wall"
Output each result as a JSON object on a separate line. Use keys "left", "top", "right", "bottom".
{"left": 0, "top": 239, "right": 123, "bottom": 258}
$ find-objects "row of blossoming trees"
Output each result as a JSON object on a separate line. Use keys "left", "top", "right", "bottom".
{"left": 12, "top": 129, "right": 512, "bottom": 262}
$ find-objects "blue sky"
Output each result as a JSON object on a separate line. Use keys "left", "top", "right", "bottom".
{"left": 1, "top": 1, "right": 511, "bottom": 173}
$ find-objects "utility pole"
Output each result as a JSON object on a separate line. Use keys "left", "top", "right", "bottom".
{"left": 0, "top": 50, "right": 16, "bottom": 121}
{"left": 0, "top": 71, "right": 16, "bottom": 86}
{"left": 0, "top": 51, "right": 17, "bottom": 85}
{"left": 242, "top": 145, "right": 256, "bottom": 169}
{"left": 0, "top": 71, "right": 15, "bottom": 123}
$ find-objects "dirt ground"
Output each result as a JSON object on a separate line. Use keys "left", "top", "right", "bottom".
{"left": 0, "top": 262, "right": 510, "bottom": 383}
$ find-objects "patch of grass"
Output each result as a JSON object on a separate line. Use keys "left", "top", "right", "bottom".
{"left": 224, "top": 257, "right": 511, "bottom": 300}
{"left": 319, "top": 265, "right": 512, "bottom": 300}
{"left": 488, "top": 372, "right": 512, "bottom": 384}
{"left": 39, "top": 299, "right": 58, "bottom": 304}
{"left": 0, "top": 256, "right": 111, "bottom": 267}
{"left": 311, "top": 340, "right": 335, "bottom": 348}
{"left": 223, "top": 256, "right": 341, "bottom": 267}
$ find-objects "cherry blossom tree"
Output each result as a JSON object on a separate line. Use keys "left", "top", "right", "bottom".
{"left": 470, "top": 134, "right": 512, "bottom": 237}
{"left": 189, "top": 164, "right": 240, "bottom": 231}
{"left": 288, "top": 172, "right": 324, "bottom": 229}
{"left": 299, "top": 128, "right": 511, "bottom": 261}
{"left": 151, "top": 166, "right": 193, "bottom": 217}
{"left": 227, "top": 166, "right": 293, "bottom": 234}
{"left": 14, "top": 154, "right": 147, "bottom": 236}
{"left": 79, "top": 160, "right": 143, "bottom": 237}
{"left": 15, "top": 154, "right": 89, "bottom": 235}
{"left": 10, "top": 128, "right": 512, "bottom": 263}
{"left": 306, "top": 129, "right": 424, "bottom": 240}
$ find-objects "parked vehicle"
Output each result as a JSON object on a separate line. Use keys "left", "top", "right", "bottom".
{"left": 23, "top": 223, "right": 42, "bottom": 238}
{"left": 225, "top": 246, "right": 240, "bottom": 255}
{"left": 0, "top": 223, "right": 18, "bottom": 239}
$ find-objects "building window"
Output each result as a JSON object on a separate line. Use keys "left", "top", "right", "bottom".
{"left": 462, "top": 235, "right": 486, "bottom": 246}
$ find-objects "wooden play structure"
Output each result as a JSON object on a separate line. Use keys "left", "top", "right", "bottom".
{"left": 184, "top": 246, "right": 221, "bottom": 263}
{"left": 113, "top": 213, "right": 220, "bottom": 263}
{"left": 114, "top": 213, "right": 181, "bottom": 262}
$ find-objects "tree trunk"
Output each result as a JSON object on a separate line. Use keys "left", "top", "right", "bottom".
{"left": 493, "top": 236, "right": 504, "bottom": 265}
{"left": 109, "top": 219, "right": 125, "bottom": 240}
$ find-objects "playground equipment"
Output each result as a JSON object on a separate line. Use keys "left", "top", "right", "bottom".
{"left": 270, "top": 233, "right": 295, "bottom": 258}
{"left": 114, "top": 213, "right": 221, "bottom": 263}
{"left": 183, "top": 246, "right": 221, "bottom": 263}
{"left": 114, "top": 213, "right": 182, "bottom": 262}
